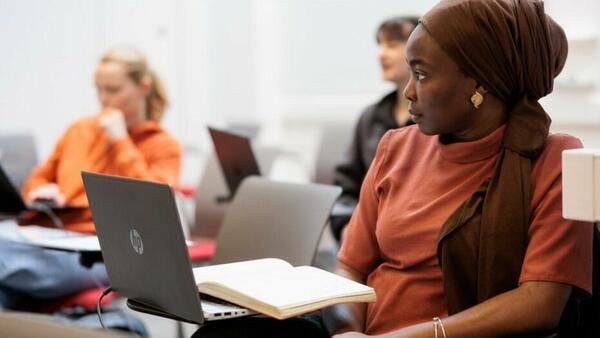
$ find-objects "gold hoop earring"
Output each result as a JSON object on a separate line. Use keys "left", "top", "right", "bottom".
{"left": 470, "top": 90, "right": 484, "bottom": 109}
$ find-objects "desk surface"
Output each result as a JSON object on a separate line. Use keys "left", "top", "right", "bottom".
{"left": 18, "top": 225, "right": 101, "bottom": 252}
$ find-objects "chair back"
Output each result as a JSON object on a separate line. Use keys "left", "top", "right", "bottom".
{"left": 211, "top": 176, "right": 341, "bottom": 266}
{"left": 0, "top": 133, "right": 38, "bottom": 189}
{"left": 0, "top": 311, "right": 134, "bottom": 338}
{"left": 314, "top": 122, "right": 354, "bottom": 185}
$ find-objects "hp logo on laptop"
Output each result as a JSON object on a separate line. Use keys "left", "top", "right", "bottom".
{"left": 129, "top": 229, "right": 144, "bottom": 255}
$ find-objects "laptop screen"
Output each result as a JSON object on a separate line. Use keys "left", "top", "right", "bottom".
{"left": 82, "top": 172, "right": 205, "bottom": 324}
{"left": 208, "top": 127, "right": 261, "bottom": 199}
{"left": 0, "top": 163, "right": 28, "bottom": 215}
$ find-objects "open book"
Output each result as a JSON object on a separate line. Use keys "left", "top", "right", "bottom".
{"left": 192, "top": 258, "right": 376, "bottom": 320}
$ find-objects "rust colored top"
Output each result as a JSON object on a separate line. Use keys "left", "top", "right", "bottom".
{"left": 338, "top": 125, "right": 592, "bottom": 334}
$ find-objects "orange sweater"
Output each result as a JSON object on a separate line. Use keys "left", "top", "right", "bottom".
{"left": 21, "top": 114, "right": 182, "bottom": 233}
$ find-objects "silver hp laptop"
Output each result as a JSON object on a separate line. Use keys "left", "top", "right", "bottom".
{"left": 81, "top": 171, "right": 254, "bottom": 325}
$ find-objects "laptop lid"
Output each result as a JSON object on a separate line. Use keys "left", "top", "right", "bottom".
{"left": 81, "top": 171, "right": 206, "bottom": 324}
{"left": 211, "top": 176, "right": 342, "bottom": 267}
{"left": 0, "top": 163, "right": 28, "bottom": 216}
{"left": 208, "top": 127, "right": 260, "bottom": 200}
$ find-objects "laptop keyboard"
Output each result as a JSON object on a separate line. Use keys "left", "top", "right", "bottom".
{"left": 200, "top": 294, "right": 255, "bottom": 318}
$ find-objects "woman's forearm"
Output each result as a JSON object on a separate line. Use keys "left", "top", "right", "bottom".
{"left": 377, "top": 281, "right": 572, "bottom": 338}
{"left": 323, "top": 261, "right": 369, "bottom": 334}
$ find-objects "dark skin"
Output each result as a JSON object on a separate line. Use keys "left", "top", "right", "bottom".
{"left": 403, "top": 25, "right": 506, "bottom": 141}
{"left": 323, "top": 24, "right": 572, "bottom": 338}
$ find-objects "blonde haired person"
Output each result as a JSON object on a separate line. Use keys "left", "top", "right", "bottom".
{"left": 21, "top": 46, "right": 181, "bottom": 233}
{"left": 0, "top": 47, "right": 181, "bottom": 309}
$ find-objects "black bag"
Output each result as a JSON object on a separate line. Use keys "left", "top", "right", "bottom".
{"left": 557, "top": 224, "right": 599, "bottom": 338}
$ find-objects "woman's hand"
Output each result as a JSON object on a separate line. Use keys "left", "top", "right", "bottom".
{"left": 27, "top": 183, "right": 66, "bottom": 207}
{"left": 99, "top": 109, "right": 128, "bottom": 142}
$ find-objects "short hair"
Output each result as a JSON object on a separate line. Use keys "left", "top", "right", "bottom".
{"left": 376, "top": 16, "right": 420, "bottom": 43}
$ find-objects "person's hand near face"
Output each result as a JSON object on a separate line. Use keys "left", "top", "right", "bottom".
{"left": 94, "top": 60, "right": 151, "bottom": 141}
{"left": 99, "top": 108, "right": 128, "bottom": 142}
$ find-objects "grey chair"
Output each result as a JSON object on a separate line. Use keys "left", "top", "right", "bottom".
{"left": 0, "top": 133, "right": 38, "bottom": 189}
{"left": 314, "top": 121, "right": 355, "bottom": 185}
{"left": 211, "top": 176, "right": 342, "bottom": 267}
{"left": 0, "top": 311, "right": 134, "bottom": 338}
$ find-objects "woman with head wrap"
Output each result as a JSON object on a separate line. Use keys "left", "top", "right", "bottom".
{"left": 325, "top": 0, "right": 593, "bottom": 337}
{"left": 192, "top": 1, "right": 592, "bottom": 337}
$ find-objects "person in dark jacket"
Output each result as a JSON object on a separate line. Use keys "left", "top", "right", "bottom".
{"left": 331, "top": 16, "right": 418, "bottom": 242}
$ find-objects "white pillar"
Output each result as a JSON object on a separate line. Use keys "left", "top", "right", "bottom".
{"left": 250, "top": 0, "right": 284, "bottom": 145}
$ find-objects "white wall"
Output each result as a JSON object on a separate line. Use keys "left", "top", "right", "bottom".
{"left": 543, "top": 0, "right": 600, "bottom": 147}
{"left": 1, "top": 0, "right": 600, "bottom": 166}
{"left": 279, "top": 1, "right": 435, "bottom": 121}
{"left": 0, "top": 0, "right": 210, "bottom": 158}
{"left": 0, "top": 0, "right": 97, "bottom": 157}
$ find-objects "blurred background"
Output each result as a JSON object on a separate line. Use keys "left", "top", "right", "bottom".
{"left": 1, "top": 1, "right": 599, "bottom": 336}
{"left": 1, "top": 0, "right": 600, "bottom": 187}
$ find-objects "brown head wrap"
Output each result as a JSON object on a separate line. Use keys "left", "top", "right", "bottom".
{"left": 419, "top": 0, "right": 568, "bottom": 313}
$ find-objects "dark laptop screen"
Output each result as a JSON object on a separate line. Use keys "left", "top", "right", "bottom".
{"left": 0, "top": 163, "right": 28, "bottom": 216}
{"left": 208, "top": 127, "right": 261, "bottom": 198}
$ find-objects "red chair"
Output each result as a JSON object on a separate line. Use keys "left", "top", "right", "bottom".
{"left": 13, "top": 287, "right": 116, "bottom": 313}
{"left": 177, "top": 185, "right": 197, "bottom": 199}
{"left": 187, "top": 237, "right": 216, "bottom": 264}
